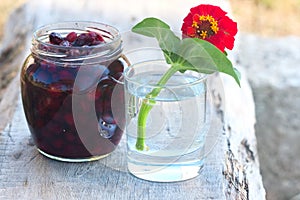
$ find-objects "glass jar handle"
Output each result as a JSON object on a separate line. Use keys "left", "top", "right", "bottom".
{"left": 120, "top": 53, "right": 131, "bottom": 67}
{"left": 109, "top": 54, "right": 131, "bottom": 85}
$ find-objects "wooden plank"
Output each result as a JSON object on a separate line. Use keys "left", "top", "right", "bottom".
{"left": 0, "top": 89, "right": 224, "bottom": 200}
{"left": 0, "top": 74, "right": 265, "bottom": 199}
{"left": 0, "top": 3, "right": 29, "bottom": 98}
{"left": 0, "top": 0, "right": 265, "bottom": 199}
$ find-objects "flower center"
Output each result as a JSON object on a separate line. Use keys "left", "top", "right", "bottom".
{"left": 191, "top": 14, "right": 219, "bottom": 39}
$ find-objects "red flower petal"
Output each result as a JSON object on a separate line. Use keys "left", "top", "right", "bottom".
{"left": 192, "top": 14, "right": 200, "bottom": 22}
{"left": 187, "top": 27, "right": 196, "bottom": 36}
{"left": 218, "top": 16, "right": 238, "bottom": 35}
{"left": 181, "top": 4, "right": 238, "bottom": 52}
{"left": 207, "top": 34, "right": 226, "bottom": 52}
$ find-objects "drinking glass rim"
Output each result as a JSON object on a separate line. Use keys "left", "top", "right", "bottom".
{"left": 123, "top": 59, "right": 209, "bottom": 89}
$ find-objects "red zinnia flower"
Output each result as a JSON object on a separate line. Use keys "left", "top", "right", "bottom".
{"left": 181, "top": 4, "right": 238, "bottom": 52}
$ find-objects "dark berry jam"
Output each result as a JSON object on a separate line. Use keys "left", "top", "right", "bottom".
{"left": 20, "top": 22, "right": 125, "bottom": 161}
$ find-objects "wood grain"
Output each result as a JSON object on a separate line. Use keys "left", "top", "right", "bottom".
{"left": 0, "top": 74, "right": 265, "bottom": 199}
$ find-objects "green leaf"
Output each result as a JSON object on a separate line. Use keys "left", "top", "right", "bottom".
{"left": 131, "top": 17, "right": 241, "bottom": 86}
{"left": 132, "top": 17, "right": 170, "bottom": 37}
{"left": 161, "top": 38, "right": 240, "bottom": 86}
{"left": 132, "top": 17, "right": 180, "bottom": 56}
{"left": 182, "top": 38, "right": 241, "bottom": 86}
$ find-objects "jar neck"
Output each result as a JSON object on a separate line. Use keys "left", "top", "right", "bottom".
{"left": 31, "top": 22, "right": 122, "bottom": 65}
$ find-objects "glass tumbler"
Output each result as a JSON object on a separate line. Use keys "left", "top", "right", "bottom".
{"left": 124, "top": 49, "right": 211, "bottom": 182}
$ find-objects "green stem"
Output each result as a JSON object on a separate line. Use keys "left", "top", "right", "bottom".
{"left": 135, "top": 65, "right": 179, "bottom": 151}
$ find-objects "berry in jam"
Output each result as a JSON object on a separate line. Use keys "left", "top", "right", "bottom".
{"left": 49, "top": 32, "right": 63, "bottom": 45}
{"left": 49, "top": 31, "right": 105, "bottom": 47}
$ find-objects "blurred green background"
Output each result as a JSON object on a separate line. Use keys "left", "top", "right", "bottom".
{"left": 231, "top": 0, "right": 300, "bottom": 36}
{"left": 0, "top": 0, "right": 25, "bottom": 39}
{"left": 0, "top": 0, "right": 299, "bottom": 40}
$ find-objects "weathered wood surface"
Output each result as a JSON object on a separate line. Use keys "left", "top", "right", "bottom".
{"left": 0, "top": 2, "right": 31, "bottom": 131}
{"left": 0, "top": 0, "right": 265, "bottom": 199}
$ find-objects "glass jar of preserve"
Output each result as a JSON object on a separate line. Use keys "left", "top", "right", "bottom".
{"left": 20, "top": 22, "right": 126, "bottom": 162}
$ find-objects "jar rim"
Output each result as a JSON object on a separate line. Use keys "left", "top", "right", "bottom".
{"left": 33, "top": 21, "right": 121, "bottom": 50}
{"left": 31, "top": 21, "right": 123, "bottom": 64}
